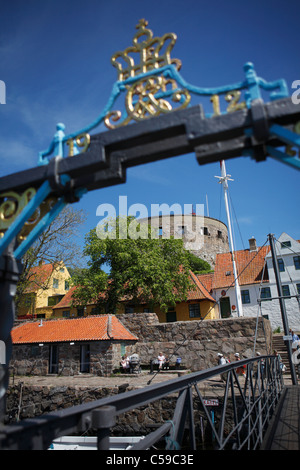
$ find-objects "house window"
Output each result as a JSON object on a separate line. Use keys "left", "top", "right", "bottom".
{"left": 63, "top": 310, "right": 70, "bottom": 317}
{"left": 282, "top": 285, "right": 291, "bottom": 299}
{"left": 296, "top": 284, "right": 300, "bottom": 295}
{"left": 125, "top": 305, "right": 135, "bottom": 314}
{"left": 293, "top": 256, "right": 300, "bottom": 270}
{"left": 166, "top": 311, "right": 177, "bottom": 322}
{"left": 77, "top": 308, "right": 84, "bottom": 317}
{"left": 189, "top": 303, "right": 200, "bottom": 318}
{"left": 65, "top": 280, "right": 70, "bottom": 291}
{"left": 121, "top": 343, "right": 126, "bottom": 356}
{"left": 277, "top": 258, "right": 285, "bottom": 272}
{"left": 241, "top": 290, "right": 250, "bottom": 304}
{"left": 31, "top": 345, "right": 40, "bottom": 357}
{"left": 49, "top": 345, "right": 59, "bottom": 374}
{"left": 80, "top": 344, "right": 90, "bottom": 373}
{"left": 47, "top": 295, "right": 64, "bottom": 306}
{"left": 60, "top": 268, "right": 64, "bottom": 273}
{"left": 261, "top": 287, "right": 271, "bottom": 301}
{"left": 203, "top": 227, "right": 209, "bottom": 235}
{"left": 48, "top": 296, "right": 56, "bottom": 306}
{"left": 24, "top": 295, "right": 33, "bottom": 307}
{"left": 281, "top": 241, "right": 291, "bottom": 248}
{"left": 53, "top": 278, "right": 59, "bottom": 289}
{"left": 90, "top": 306, "right": 100, "bottom": 315}
{"left": 143, "top": 308, "right": 150, "bottom": 313}
{"left": 217, "top": 230, "right": 222, "bottom": 239}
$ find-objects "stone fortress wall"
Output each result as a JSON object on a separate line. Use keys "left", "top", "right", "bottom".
{"left": 138, "top": 214, "right": 229, "bottom": 267}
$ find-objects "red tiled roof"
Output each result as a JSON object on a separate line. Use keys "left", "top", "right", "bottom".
{"left": 11, "top": 315, "right": 138, "bottom": 344}
{"left": 213, "top": 246, "right": 269, "bottom": 289}
{"left": 24, "top": 263, "right": 55, "bottom": 293}
{"left": 53, "top": 270, "right": 215, "bottom": 309}
{"left": 187, "top": 271, "right": 216, "bottom": 302}
{"left": 196, "top": 272, "right": 214, "bottom": 293}
{"left": 53, "top": 286, "right": 78, "bottom": 309}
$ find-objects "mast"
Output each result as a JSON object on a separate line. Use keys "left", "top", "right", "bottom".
{"left": 206, "top": 194, "right": 209, "bottom": 217}
{"left": 215, "top": 160, "right": 243, "bottom": 317}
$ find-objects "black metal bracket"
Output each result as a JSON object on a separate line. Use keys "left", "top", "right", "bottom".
{"left": 194, "top": 97, "right": 300, "bottom": 165}
{"left": 1, "top": 97, "right": 299, "bottom": 200}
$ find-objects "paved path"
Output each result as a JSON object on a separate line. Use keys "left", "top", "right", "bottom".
{"left": 261, "top": 385, "right": 300, "bottom": 450}
{"left": 9, "top": 370, "right": 225, "bottom": 395}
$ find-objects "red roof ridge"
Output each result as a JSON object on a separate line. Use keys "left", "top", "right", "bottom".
{"left": 213, "top": 244, "right": 270, "bottom": 289}
{"left": 11, "top": 314, "right": 138, "bottom": 344}
{"left": 188, "top": 270, "right": 216, "bottom": 303}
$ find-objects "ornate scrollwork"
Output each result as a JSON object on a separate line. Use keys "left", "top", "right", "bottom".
{"left": 105, "top": 75, "right": 191, "bottom": 129}
{"left": 111, "top": 19, "right": 181, "bottom": 81}
{"left": 0, "top": 188, "right": 36, "bottom": 232}
{"left": 104, "top": 19, "right": 190, "bottom": 129}
{"left": 17, "top": 197, "right": 58, "bottom": 243}
{"left": 0, "top": 189, "right": 57, "bottom": 244}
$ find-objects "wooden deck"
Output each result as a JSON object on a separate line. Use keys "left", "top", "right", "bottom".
{"left": 261, "top": 386, "right": 300, "bottom": 450}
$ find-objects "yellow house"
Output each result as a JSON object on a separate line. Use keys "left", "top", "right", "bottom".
{"left": 17, "top": 262, "right": 71, "bottom": 319}
{"left": 117, "top": 271, "right": 218, "bottom": 322}
{"left": 52, "top": 271, "right": 219, "bottom": 323}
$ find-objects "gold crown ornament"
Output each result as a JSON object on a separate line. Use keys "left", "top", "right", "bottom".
{"left": 104, "top": 19, "right": 190, "bottom": 129}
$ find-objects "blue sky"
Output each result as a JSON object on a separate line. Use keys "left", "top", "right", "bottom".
{"left": 0, "top": 0, "right": 299, "bottom": 257}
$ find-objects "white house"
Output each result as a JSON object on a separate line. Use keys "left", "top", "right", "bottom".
{"left": 203, "top": 233, "right": 300, "bottom": 331}
{"left": 263, "top": 233, "right": 300, "bottom": 331}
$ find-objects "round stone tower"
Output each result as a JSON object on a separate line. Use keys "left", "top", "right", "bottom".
{"left": 138, "top": 214, "right": 229, "bottom": 268}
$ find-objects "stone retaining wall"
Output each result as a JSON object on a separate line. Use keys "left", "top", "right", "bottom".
{"left": 5, "top": 382, "right": 233, "bottom": 446}
{"left": 119, "top": 313, "right": 272, "bottom": 370}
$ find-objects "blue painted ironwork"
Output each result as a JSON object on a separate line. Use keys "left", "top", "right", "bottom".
{"left": 0, "top": 355, "right": 285, "bottom": 450}
{"left": 0, "top": 180, "right": 51, "bottom": 256}
{"left": 37, "top": 20, "right": 291, "bottom": 167}
{"left": 13, "top": 187, "right": 87, "bottom": 260}
{"left": 267, "top": 124, "right": 300, "bottom": 170}
{"left": 0, "top": 168, "right": 86, "bottom": 260}
{"left": 38, "top": 60, "right": 289, "bottom": 165}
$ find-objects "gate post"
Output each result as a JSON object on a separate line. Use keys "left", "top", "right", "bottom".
{"left": 0, "top": 240, "right": 23, "bottom": 423}
{"left": 92, "top": 405, "right": 116, "bottom": 450}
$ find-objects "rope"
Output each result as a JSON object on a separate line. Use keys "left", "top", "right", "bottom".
{"left": 253, "top": 258, "right": 270, "bottom": 355}
{"left": 164, "top": 420, "right": 181, "bottom": 450}
{"left": 228, "top": 191, "right": 245, "bottom": 250}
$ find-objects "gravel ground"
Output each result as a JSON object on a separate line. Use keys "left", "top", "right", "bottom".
{"left": 9, "top": 370, "right": 226, "bottom": 394}
{"left": 9, "top": 370, "right": 292, "bottom": 392}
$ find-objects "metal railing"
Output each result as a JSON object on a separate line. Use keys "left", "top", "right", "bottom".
{"left": 0, "top": 355, "right": 284, "bottom": 450}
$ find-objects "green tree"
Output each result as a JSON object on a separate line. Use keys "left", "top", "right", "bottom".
{"left": 71, "top": 217, "right": 194, "bottom": 313}
{"left": 16, "top": 206, "right": 87, "bottom": 311}
{"left": 185, "top": 251, "right": 212, "bottom": 274}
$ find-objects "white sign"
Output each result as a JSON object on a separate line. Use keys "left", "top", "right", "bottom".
{"left": 283, "top": 335, "right": 292, "bottom": 341}
{"left": 203, "top": 399, "right": 219, "bottom": 406}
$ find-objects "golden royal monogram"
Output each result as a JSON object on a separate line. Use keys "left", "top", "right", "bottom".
{"left": 104, "top": 19, "right": 191, "bottom": 129}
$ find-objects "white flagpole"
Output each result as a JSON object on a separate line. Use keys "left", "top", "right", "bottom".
{"left": 215, "top": 160, "right": 243, "bottom": 317}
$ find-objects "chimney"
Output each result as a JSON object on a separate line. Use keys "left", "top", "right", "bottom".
{"left": 249, "top": 237, "right": 257, "bottom": 252}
